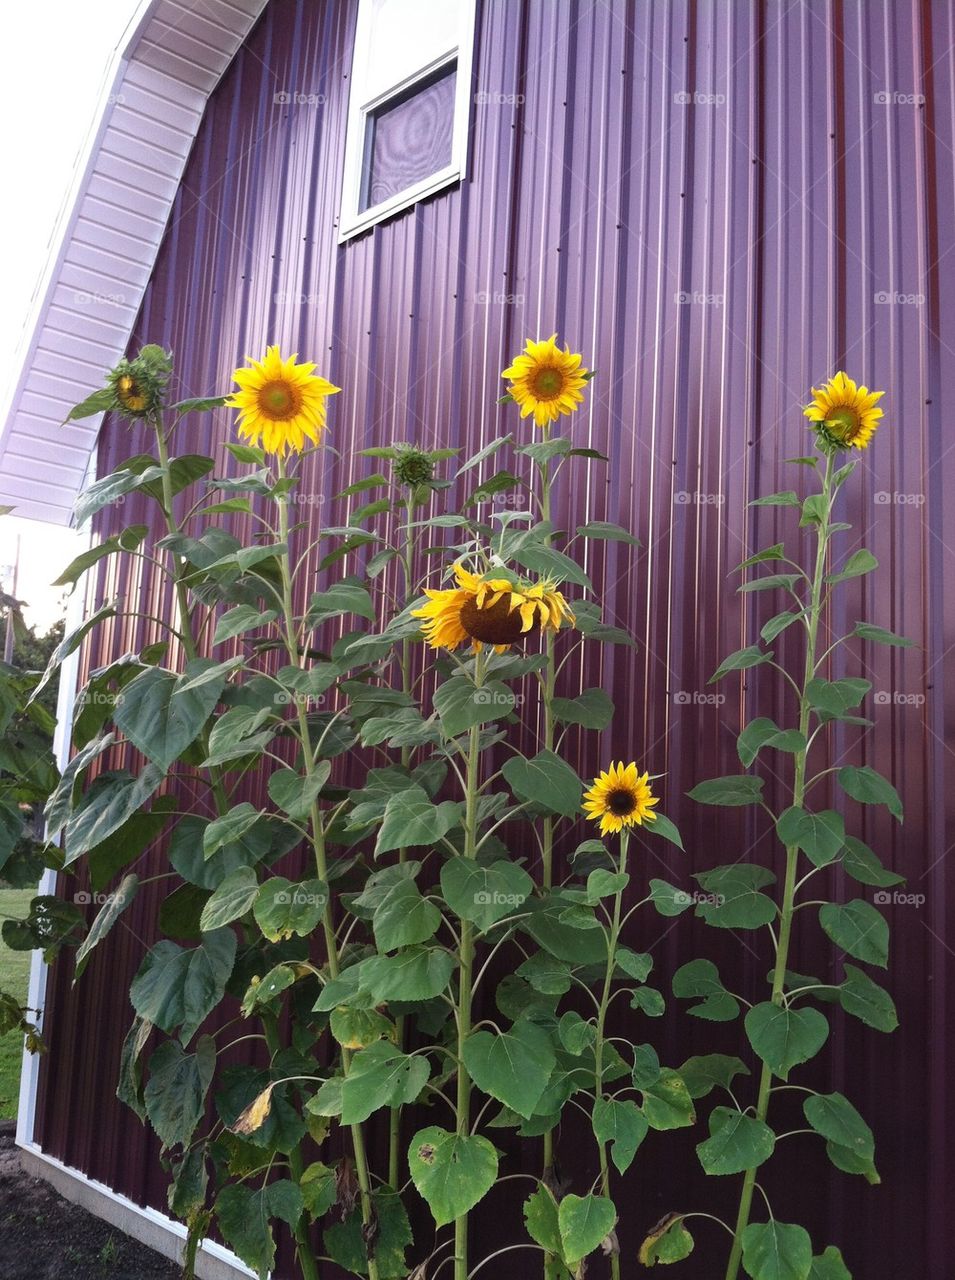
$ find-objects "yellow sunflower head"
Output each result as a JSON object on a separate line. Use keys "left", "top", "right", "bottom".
{"left": 803, "top": 372, "right": 885, "bottom": 451}
{"left": 501, "top": 334, "right": 589, "bottom": 428}
{"left": 411, "top": 562, "right": 575, "bottom": 651}
{"left": 583, "top": 762, "right": 659, "bottom": 836}
{"left": 226, "top": 345, "right": 341, "bottom": 455}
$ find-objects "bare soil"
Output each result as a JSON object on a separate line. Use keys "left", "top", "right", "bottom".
{"left": 0, "top": 1127, "right": 181, "bottom": 1279}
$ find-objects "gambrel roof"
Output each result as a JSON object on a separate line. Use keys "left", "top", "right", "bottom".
{"left": 0, "top": 0, "right": 268, "bottom": 524}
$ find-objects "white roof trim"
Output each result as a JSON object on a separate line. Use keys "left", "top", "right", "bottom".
{"left": 0, "top": 0, "right": 269, "bottom": 525}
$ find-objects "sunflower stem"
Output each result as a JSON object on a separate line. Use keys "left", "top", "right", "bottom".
{"left": 275, "top": 459, "right": 380, "bottom": 1280}
{"left": 592, "top": 830, "right": 627, "bottom": 1280}
{"left": 723, "top": 450, "right": 835, "bottom": 1280}
{"left": 454, "top": 648, "right": 486, "bottom": 1280}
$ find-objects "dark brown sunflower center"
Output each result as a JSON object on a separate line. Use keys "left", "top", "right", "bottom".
{"left": 605, "top": 788, "right": 637, "bottom": 816}
{"left": 531, "top": 366, "right": 565, "bottom": 400}
{"left": 826, "top": 407, "right": 861, "bottom": 441}
{"left": 459, "top": 594, "right": 533, "bottom": 646}
{"left": 258, "top": 380, "right": 302, "bottom": 420}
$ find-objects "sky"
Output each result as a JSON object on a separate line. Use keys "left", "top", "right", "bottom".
{"left": 0, "top": 1, "right": 139, "bottom": 631}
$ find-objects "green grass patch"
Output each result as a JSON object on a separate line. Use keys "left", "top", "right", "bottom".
{"left": 0, "top": 888, "right": 35, "bottom": 1119}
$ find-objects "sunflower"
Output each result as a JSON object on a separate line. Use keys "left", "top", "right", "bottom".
{"left": 226, "top": 346, "right": 341, "bottom": 455}
{"left": 803, "top": 372, "right": 885, "bottom": 451}
{"left": 412, "top": 563, "right": 575, "bottom": 651}
{"left": 501, "top": 334, "right": 589, "bottom": 427}
{"left": 106, "top": 346, "right": 172, "bottom": 421}
{"left": 583, "top": 762, "right": 659, "bottom": 836}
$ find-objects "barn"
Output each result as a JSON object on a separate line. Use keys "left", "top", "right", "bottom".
{"left": 1, "top": 0, "right": 952, "bottom": 1276}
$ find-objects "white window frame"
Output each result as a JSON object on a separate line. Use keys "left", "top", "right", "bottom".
{"left": 338, "top": 0, "right": 477, "bottom": 242}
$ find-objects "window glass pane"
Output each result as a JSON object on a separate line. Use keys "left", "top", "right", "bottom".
{"left": 360, "top": 64, "right": 456, "bottom": 213}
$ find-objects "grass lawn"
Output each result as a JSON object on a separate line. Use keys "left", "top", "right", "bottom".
{"left": 0, "top": 889, "right": 34, "bottom": 1120}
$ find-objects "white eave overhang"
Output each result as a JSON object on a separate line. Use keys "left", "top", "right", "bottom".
{"left": 0, "top": 0, "right": 268, "bottom": 525}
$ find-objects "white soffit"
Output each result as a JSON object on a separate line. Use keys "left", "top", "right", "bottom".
{"left": 0, "top": 0, "right": 269, "bottom": 525}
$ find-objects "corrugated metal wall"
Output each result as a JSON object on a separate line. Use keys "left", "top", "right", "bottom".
{"left": 33, "top": 0, "right": 954, "bottom": 1274}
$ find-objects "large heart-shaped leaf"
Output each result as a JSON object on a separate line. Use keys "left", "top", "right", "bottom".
{"left": 130, "top": 930, "right": 236, "bottom": 1044}
{"left": 819, "top": 900, "right": 889, "bottom": 967}
{"left": 696, "top": 1106, "right": 775, "bottom": 1175}
{"left": 592, "top": 1097, "right": 649, "bottom": 1173}
{"left": 502, "top": 750, "right": 583, "bottom": 817}
{"left": 462, "top": 1021, "right": 556, "bottom": 1118}
{"left": 440, "top": 858, "right": 534, "bottom": 930}
{"left": 557, "top": 1193, "right": 616, "bottom": 1266}
{"left": 741, "top": 1220, "right": 813, "bottom": 1280}
{"left": 408, "top": 1127, "right": 498, "bottom": 1227}
{"left": 340, "top": 1042, "right": 430, "bottom": 1125}
{"left": 144, "top": 1035, "right": 215, "bottom": 1149}
{"left": 114, "top": 661, "right": 226, "bottom": 770}
{"left": 744, "top": 1003, "right": 829, "bottom": 1079}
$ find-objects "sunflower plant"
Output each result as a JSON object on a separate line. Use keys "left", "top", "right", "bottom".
{"left": 23, "top": 335, "right": 702, "bottom": 1280}
{"left": 646, "top": 373, "right": 903, "bottom": 1278}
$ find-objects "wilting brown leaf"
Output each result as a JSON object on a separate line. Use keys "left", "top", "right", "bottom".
{"left": 600, "top": 1228, "right": 620, "bottom": 1257}
{"left": 336, "top": 1156, "right": 359, "bottom": 1219}
{"left": 232, "top": 1084, "right": 275, "bottom": 1135}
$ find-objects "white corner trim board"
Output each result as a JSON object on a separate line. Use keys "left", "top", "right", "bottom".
{"left": 18, "top": 1144, "right": 255, "bottom": 1280}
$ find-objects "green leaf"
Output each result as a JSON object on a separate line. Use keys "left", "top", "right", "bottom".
{"left": 804, "top": 1092, "right": 874, "bottom": 1161}
{"left": 130, "top": 930, "right": 236, "bottom": 1045}
{"left": 738, "top": 574, "right": 802, "bottom": 595}
{"left": 213, "top": 605, "right": 277, "bottom": 645}
{"left": 64, "top": 765, "right": 165, "bottom": 864}
{"left": 819, "top": 900, "right": 888, "bottom": 967}
{"left": 744, "top": 1003, "right": 829, "bottom": 1079}
{"left": 737, "top": 543, "right": 786, "bottom": 570}
{"left": 64, "top": 386, "right": 115, "bottom": 423}
{"left": 558, "top": 1193, "right": 617, "bottom": 1265}
{"left": 576, "top": 521, "right": 639, "bottom": 545}
{"left": 808, "top": 1247, "right": 851, "bottom": 1280}
{"left": 509, "top": 539, "right": 592, "bottom": 590}
{"left": 640, "top": 1069, "right": 695, "bottom": 1130}
{"left": 502, "top": 750, "right": 583, "bottom": 817}
{"left": 616, "top": 948, "right": 653, "bottom": 982}
{"left": 639, "top": 1214, "right": 695, "bottom": 1265}
{"left": 825, "top": 1140, "right": 880, "bottom": 1183}
{"left": 851, "top": 621, "right": 913, "bottom": 648}
{"left": 761, "top": 610, "right": 803, "bottom": 644}
{"left": 838, "top": 964, "right": 897, "bottom": 1031}
{"left": 695, "top": 865, "right": 778, "bottom": 930}
{"left": 462, "top": 1022, "right": 556, "bottom": 1118}
{"left": 172, "top": 394, "right": 229, "bottom": 414}
{"left": 203, "top": 803, "right": 261, "bottom": 857}
{"left": 440, "top": 858, "right": 534, "bottom": 930}
{"left": 742, "top": 1221, "right": 813, "bottom": 1280}
{"left": 372, "top": 876, "right": 441, "bottom": 951}
{"left": 749, "top": 490, "right": 800, "bottom": 508}
{"left": 738, "top": 720, "right": 807, "bottom": 768}
{"left": 559, "top": 1011, "right": 596, "bottom": 1054}
{"left": 710, "top": 646, "right": 773, "bottom": 684}
{"left": 198, "top": 867, "right": 259, "bottom": 931}
{"left": 340, "top": 1041, "right": 430, "bottom": 1124}
{"left": 74, "top": 873, "right": 139, "bottom": 979}
{"left": 464, "top": 468, "right": 521, "bottom": 505}
{"left": 593, "top": 1097, "right": 648, "bottom": 1173}
{"left": 687, "top": 775, "right": 765, "bottom": 807}
{"left": 806, "top": 677, "right": 870, "bottom": 718}
{"left": 825, "top": 548, "right": 878, "bottom": 584}
{"left": 841, "top": 836, "right": 904, "bottom": 888}
{"left": 649, "top": 879, "right": 695, "bottom": 917}
{"left": 53, "top": 526, "right": 149, "bottom": 588}
{"left": 325, "top": 1187, "right": 412, "bottom": 1279}
{"left": 306, "top": 582, "right": 376, "bottom": 624}
{"left": 837, "top": 766, "right": 903, "bottom": 821}
{"left": 375, "top": 786, "right": 462, "bottom": 855}
{"left": 524, "top": 1186, "right": 564, "bottom": 1257}
{"left": 362, "top": 946, "right": 456, "bottom": 1002}
{"left": 215, "top": 1181, "right": 303, "bottom": 1276}
{"left": 551, "top": 688, "right": 614, "bottom": 729}
{"left": 776, "top": 807, "right": 845, "bottom": 867}
{"left": 646, "top": 812, "right": 684, "bottom": 849}
{"left": 672, "top": 959, "right": 740, "bottom": 1021}
{"left": 433, "top": 678, "right": 514, "bottom": 737}
{"left": 696, "top": 1106, "right": 775, "bottom": 1175}
{"left": 114, "top": 662, "right": 225, "bottom": 771}
{"left": 456, "top": 435, "right": 514, "bottom": 475}
{"left": 267, "top": 761, "right": 331, "bottom": 821}
{"left": 679, "top": 1054, "right": 750, "bottom": 1099}
{"left": 408, "top": 1127, "right": 498, "bottom": 1227}
{"left": 144, "top": 1036, "right": 215, "bottom": 1149}
{"left": 253, "top": 877, "right": 327, "bottom": 942}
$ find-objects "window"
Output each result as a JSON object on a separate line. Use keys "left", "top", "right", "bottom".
{"left": 339, "top": 0, "right": 477, "bottom": 240}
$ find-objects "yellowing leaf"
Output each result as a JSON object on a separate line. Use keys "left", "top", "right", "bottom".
{"left": 232, "top": 1083, "right": 275, "bottom": 1135}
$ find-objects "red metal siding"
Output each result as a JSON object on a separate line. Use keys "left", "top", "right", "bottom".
{"left": 33, "top": 0, "right": 954, "bottom": 1274}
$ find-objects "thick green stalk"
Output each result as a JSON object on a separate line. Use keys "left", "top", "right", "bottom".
{"left": 388, "top": 490, "right": 417, "bottom": 1187}
{"left": 723, "top": 452, "right": 835, "bottom": 1280}
{"left": 275, "top": 475, "right": 380, "bottom": 1280}
{"left": 454, "top": 650, "right": 485, "bottom": 1280}
{"left": 591, "top": 831, "right": 627, "bottom": 1280}
{"left": 153, "top": 424, "right": 321, "bottom": 1279}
